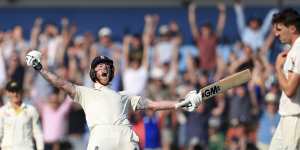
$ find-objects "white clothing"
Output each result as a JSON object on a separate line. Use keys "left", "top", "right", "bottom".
{"left": 278, "top": 37, "right": 300, "bottom": 116}
{"left": 269, "top": 115, "right": 300, "bottom": 150}
{"left": 0, "top": 102, "right": 44, "bottom": 150}
{"left": 123, "top": 67, "right": 148, "bottom": 96}
{"left": 73, "top": 83, "right": 142, "bottom": 150}
{"left": 155, "top": 41, "right": 173, "bottom": 65}
{"left": 234, "top": 4, "right": 278, "bottom": 52}
{"left": 270, "top": 37, "right": 300, "bottom": 149}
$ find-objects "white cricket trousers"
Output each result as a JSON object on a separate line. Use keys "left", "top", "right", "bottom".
{"left": 87, "top": 125, "right": 140, "bottom": 150}
{"left": 269, "top": 115, "right": 300, "bottom": 150}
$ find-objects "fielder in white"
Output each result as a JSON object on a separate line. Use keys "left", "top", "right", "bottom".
{"left": 25, "top": 52, "right": 201, "bottom": 150}
{"left": 0, "top": 81, "right": 44, "bottom": 150}
{"left": 270, "top": 8, "right": 300, "bottom": 150}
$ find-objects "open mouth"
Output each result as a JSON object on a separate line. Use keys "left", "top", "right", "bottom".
{"left": 101, "top": 73, "right": 108, "bottom": 77}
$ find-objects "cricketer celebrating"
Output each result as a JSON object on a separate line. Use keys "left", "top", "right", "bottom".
{"left": 25, "top": 51, "right": 201, "bottom": 150}
{"left": 270, "top": 8, "right": 300, "bottom": 149}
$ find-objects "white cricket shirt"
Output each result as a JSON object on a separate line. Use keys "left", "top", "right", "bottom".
{"left": 0, "top": 102, "right": 44, "bottom": 150}
{"left": 74, "top": 83, "right": 142, "bottom": 149}
{"left": 279, "top": 37, "right": 300, "bottom": 116}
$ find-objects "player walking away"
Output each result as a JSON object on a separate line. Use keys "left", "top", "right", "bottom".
{"left": 270, "top": 8, "right": 300, "bottom": 150}
{"left": 0, "top": 81, "right": 44, "bottom": 150}
{"left": 25, "top": 51, "right": 202, "bottom": 150}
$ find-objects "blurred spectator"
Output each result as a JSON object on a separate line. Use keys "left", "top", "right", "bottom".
{"left": 144, "top": 110, "right": 161, "bottom": 150}
{"left": 186, "top": 103, "right": 209, "bottom": 150}
{"left": 188, "top": 1, "right": 226, "bottom": 74}
{"left": 1, "top": 25, "right": 29, "bottom": 62}
{"left": 234, "top": 0, "right": 278, "bottom": 52}
{"left": 38, "top": 22, "right": 64, "bottom": 68}
{"left": 256, "top": 92, "right": 280, "bottom": 150}
{"left": 153, "top": 25, "right": 173, "bottom": 67}
{"left": 6, "top": 51, "right": 25, "bottom": 88}
{"left": 67, "top": 103, "right": 87, "bottom": 150}
{"left": 225, "top": 122, "right": 247, "bottom": 150}
{"left": 34, "top": 87, "right": 72, "bottom": 150}
{"left": 208, "top": 117, "right": 225, "bottom": 150}
{"left": 228, "top": 86, "right": 253, "bottom": 124}
{"left": 122, "top": 31, "right": 149, "bottom": 95}
{"left": 132, "top": 111, "right": 146, "bottom": 149}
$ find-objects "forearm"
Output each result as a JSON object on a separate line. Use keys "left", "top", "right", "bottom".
{"left": 188, "top": 5, "right": 199, "bottom": 39}
{"left": 39, "top": 68, "right": 76, "bottom": 98}
{"left": 234, "top": 3, "right": 245, "bottom": 34}
{"left": 150, "top": 100, "right": 177, "bottom": 111}
{"left": 137, "top": 99, "right": 177, "bottom": 111}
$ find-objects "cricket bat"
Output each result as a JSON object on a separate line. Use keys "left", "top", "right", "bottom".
{"left": 179, "top": 69, "right": 251, "bottom": 108}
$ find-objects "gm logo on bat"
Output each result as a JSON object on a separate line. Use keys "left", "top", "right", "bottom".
{"left": 202, "top": 85, "right": 221, "bottom": 98}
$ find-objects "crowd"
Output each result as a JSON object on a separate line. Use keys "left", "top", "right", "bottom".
{"left": 0, "top": 1, "right": 285, "bottom": 150}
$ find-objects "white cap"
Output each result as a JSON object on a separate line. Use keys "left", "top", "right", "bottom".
{"left": 98, "top": 27, "right": 112, "bottom": 37}
{"left": 150, "top": 67, "right": 164, "bottom": 80}
{"left": 265, "top": 92, "right": 277, "bottom": 103}
{"left": 74, "top": 35, "right": 84, "bottom": 44}
{"left": 209, "top": 117, "right": 221, "bottom": 128}
{"left": 159, "top": 25, "right": 169, "bottom": 35}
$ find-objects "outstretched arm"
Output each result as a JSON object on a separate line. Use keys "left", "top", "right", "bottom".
{"left": 39, "top": 68, "right": 76, "bottom": 99}
{"left": 136, "top": 99, "right": 177, "bottom": 111}
{"left": 135, "top": 90, "right": 202, "bottom": 112}
{"left": 25, "top": 50, "right": 76, "bottom": 99}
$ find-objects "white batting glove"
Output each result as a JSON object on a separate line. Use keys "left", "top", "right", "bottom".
{"left": 175, "top": 90, "right": 202, "bottom": 112}
{"left": 25, "top": 50, "right": 43, "bottom": 71}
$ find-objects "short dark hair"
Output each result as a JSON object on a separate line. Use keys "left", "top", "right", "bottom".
{"left": 272, "top": 8, "right": 300, "bottom": 33}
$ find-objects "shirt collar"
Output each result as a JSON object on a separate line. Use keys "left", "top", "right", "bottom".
{"left": 94, "top": 82, "right": 106, "bottom": 90}
{"left": 7, "top": 101, "right": 27, "bottom": 109}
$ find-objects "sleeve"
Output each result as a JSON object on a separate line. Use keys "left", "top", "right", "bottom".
{"left": 234, "top": 4, "right": 246, "bottom": 36}
{"left": 292, "top": 51, "right": 300, "bottom": 75}
{"left": 31, "top": 107, "right": 44, "bottom": 150}
{"left": 73, "top": 85, "right": 85, "bottom": 104}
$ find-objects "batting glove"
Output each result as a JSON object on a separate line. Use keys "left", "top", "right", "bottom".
{"left": 25, "top": 50, "right": 43, "bottom": 71}
{"left": 175, "top": 90, "right": 202, "bottom": 112}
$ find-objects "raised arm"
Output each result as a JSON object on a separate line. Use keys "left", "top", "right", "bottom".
{"left": 216, "top": 3, "right": 226, "bottom": 37}
{"left": 39, "top": 68, "right": 76, "bottom": 99}
{"left": 30, "top": 17, "right": 42, "bottom": 50}
{"left": 122, "top": 35, "right": 131, "bottom": 69}
{"left": 260, "top": 8, "right": 278, "bottom": 36}
{"left": 188, "top": 1, "right": 199, "bottom": 40}
{"left": 25, "top": 50, "right": 76, "bottom": 99}
{"left": 234, "top": 0, "right": 246, "bottom": 36}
